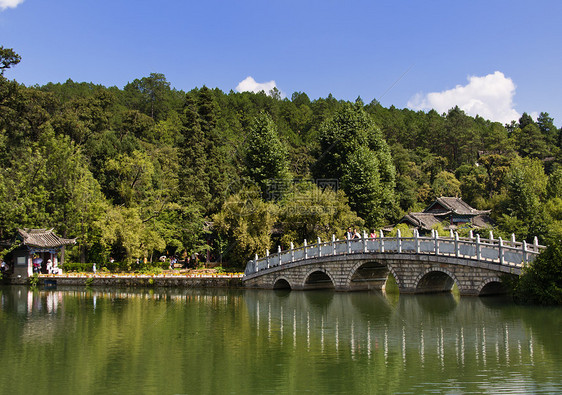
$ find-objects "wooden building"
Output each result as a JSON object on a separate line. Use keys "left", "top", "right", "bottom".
{"left": 8, "top": 228, "right": 76, "bottom": 279}
{"left": 399, "top": 197, "right": 494, "bottom": 234}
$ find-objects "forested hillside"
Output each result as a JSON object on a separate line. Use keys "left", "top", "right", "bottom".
{"left": 1, "top": 47, "right": 561, "bottom": 268}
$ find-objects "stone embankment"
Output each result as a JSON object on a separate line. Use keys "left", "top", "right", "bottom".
{"left": 20, "top": 273, "right": 243, "bottom": 288}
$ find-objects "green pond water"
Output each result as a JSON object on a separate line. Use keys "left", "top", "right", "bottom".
{"left": 0, "top": 286, "right": 561, "bottom": 394}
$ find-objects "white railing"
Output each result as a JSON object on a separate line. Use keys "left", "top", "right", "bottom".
{"left": 243, "top": 229, "right": 545, "bottom": 276}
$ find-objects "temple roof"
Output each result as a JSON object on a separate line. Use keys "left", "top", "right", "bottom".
{"left": 424, "top": 197, "right": 491, "bottom": 216}
{"left": 17, "top": 228, "right": 76, "bottom": 249}
{"left": 398, "top": 197, "right": 494, "bottom": 231}
{"left": 401, "top": 213, "right": 443, "bottom": 230}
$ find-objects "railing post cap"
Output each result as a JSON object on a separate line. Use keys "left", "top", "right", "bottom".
{"left": 396, "top": 228, "right": 401, "bottom": 237}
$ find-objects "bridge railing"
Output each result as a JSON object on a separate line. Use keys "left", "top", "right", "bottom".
{"left": 244, "top": 229, "right": 545, "bottom": 276}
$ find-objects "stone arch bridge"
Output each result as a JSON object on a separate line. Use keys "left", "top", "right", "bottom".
{"left": 243, "top": 230, "right": 544, "bottom": 296}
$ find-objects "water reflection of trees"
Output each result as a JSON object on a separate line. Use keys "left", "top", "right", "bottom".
{"left": 0, "top": 287, "right": 560, "bottom": 394}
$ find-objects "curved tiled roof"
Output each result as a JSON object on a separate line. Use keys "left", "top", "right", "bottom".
{"left": 398, "top": 197, "right": 494, "bottom": 231}
{"left": 425, "top": 197, "right": 491, "bottom": 215}
{"left": 17, "top": 228, "right": 76, "bottom": 248}
{"left": 401, "top": 213, "right": 443, "bottom": 230}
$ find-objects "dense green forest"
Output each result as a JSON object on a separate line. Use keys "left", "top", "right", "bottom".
{"left": 1, "top": 47, "right": 562, "bottom": 269}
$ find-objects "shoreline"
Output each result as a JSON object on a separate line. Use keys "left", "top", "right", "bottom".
{"left": 10, "top": 272, "right": 244, "bottom": 288}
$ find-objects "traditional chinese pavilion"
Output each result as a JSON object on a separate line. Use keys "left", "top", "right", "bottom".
{"left": 9, "top": 228, "right": 76, "bottom": 279}
{"left": 398, "top": 197, "right": 494, "bottom": 235}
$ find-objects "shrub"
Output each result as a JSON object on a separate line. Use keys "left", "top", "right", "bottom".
{"left": 28, "top": 273, "right": 39, "bottom": 288}
{"left": 512, "top": 244, "right": 562, "bottom": 305}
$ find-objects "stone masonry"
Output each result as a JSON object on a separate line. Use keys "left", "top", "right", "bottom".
{"left": 243, "top": 253, "right": 521, "bottom": 296}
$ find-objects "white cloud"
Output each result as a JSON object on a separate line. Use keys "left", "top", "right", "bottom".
{"left": 408, "top": 71, "right": 520, "bottom": 124}
{"left": 236, "top": 76, "right": 281, "bottom": 97}
{"left": 0, "top": 0, "right": 25, "bottom": 11}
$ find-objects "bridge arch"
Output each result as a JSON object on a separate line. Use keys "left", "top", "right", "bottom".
{"left": 343, "top": 260, "right": 390, "bottom": 291}
{"left": 272, "top": 276, "right": 292, "bottom": 290}
{"left": 302, "top": 268, "right": 335, "bottom": 290}
{"left": 385, "top": 265, "right": 403, "bottom": 290}
{"left": 414, "top": 267, "right": 459, "bottom": 294}
{"left": 477, "top": 276, "right": 508, "bottom": 296}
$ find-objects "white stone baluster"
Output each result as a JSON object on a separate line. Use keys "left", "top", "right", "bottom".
{"left": 414, "top": 228, "right": 420, "bottom": 253}
{"left": 533, "top": 236, "right": 539, "bottom": 252}
{"left": 290, "top": 242, "right": 295, "bottom": 262}
{"left": 266, "top": 249, "right": 270, "bottom": 268}
{"left": 278, "top": 245, "right": 282, "bottom": 265}
{"left": 433, "top": 229, "right": 439, "bottom": 255}
{"left": 304, "top": 239, "right": 308, "bottom": 260}
{"left": 522, "top": 240, "right": 528, "bottom": 265}
{"left": 511, "top": 233, "right": 516, "bottom": 247}
{"left": 397, "top": 229, "right": 402, "bottom": 253}
{"left": 363, "top": 231, "right": 368, "bottom": 253}
{"left": 318, "top": 237, "right": 322, "bottom": 257}
{"left": 332, "top": 234, "right": 336, "bottom": 256}
{"left": 379, "top": 229, "right": 385, "bottom": 253}
{"left": 489, "top": 230, "right": 494, "bottom": 242}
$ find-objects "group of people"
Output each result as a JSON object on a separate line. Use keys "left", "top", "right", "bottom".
{"left": 33, "top": 258, "right": 60, "bottom": 274}
{"left": 346, "top": 227, "right": 379, "bottom": 240}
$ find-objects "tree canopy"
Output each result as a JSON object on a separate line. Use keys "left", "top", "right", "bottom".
{"left": 1, "top": 46, "right": 562, "bottom": 269}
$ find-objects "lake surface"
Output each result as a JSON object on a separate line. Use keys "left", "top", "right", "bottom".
{"left": 0, "top": 286, "right": 561, "bottom": 394}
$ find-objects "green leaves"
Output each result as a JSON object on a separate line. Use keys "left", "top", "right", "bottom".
{"left": 246, "top": 113, "right": 290, "bottom": 195}
{"left": 513, "top": 244, "right": 562, "bottom": 305}
{"left": 315, "top": 103, "right": 397, "bottom": 226}
{"left": 213, "top": 188, "right": 278, "bottom": 266}
{"left": 0, "top": 46, "right": 21, "bottom": 75}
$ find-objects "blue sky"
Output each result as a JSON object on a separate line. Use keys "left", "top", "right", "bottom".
{"left": 1, "top": 0, "right": 561, "bottom": 126}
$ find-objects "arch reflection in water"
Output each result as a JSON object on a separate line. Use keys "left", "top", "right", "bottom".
{"left": 244, "top": 290, "right": 541, "bottom": 371}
